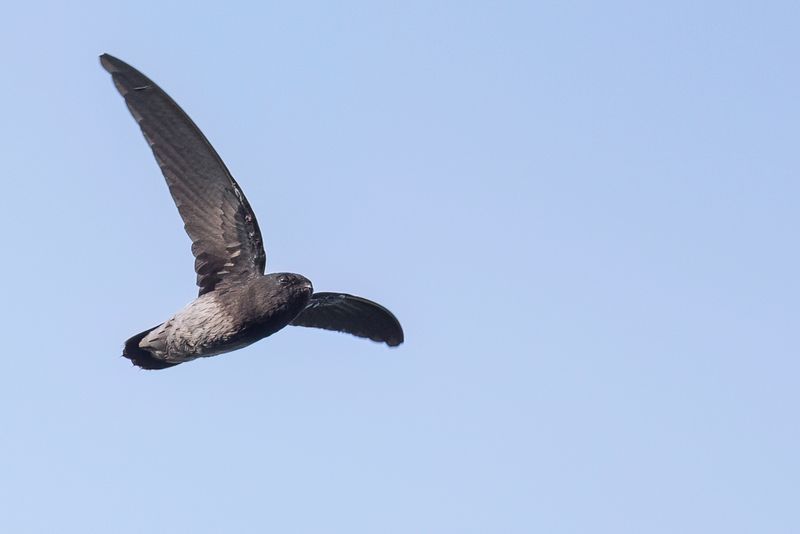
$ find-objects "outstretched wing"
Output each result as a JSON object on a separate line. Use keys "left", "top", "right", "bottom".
{"left": 291, "top": 293, "right": 404, "bottom": 347}
{"left": 100, "top": 54, "right": 266, "bottom": 295}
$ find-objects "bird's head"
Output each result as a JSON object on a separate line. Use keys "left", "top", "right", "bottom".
{"left": 270, "top": 272, "right": 313, "bottom": 293}
{"left": 260, "top": 272, "right": 313, "bottom": 298}
{"left": 252, "top": 272, "right": 314, "bottom": 319}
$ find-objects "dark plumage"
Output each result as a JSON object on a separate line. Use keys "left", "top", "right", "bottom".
{"left": 101, "top": 53, "right": 403, "bottom": 369}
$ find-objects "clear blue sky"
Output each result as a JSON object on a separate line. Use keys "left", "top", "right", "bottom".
{"left": 1, "top": 1, "right": 798, "bottom": 532}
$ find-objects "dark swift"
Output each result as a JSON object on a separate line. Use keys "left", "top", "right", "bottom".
{"left": 100, "top": 54, "right": 403, "bottom": 370}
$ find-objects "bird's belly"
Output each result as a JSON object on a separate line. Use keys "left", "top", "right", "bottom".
{"left": 140, "top": 295, "right": 236, "bottom": 362}
{"left": 168, "top": 317, "right": 288, "bottom": 361}
{"left": 141, "top": 293, "right": 296, "bottom": 363}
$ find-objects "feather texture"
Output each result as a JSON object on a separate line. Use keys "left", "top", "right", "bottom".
{"left": 291, "top": 293, "right": 404, "bottom": 347}
{"left": 101, "top": 54, "right": 266, "bottom": 295}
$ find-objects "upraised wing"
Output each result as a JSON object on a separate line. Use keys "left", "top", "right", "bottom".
{"left": 291, "top": 293, "right": 404, "bottom": 347}
{"left": 100, "top": 54, "right": 266, "bottom": 295}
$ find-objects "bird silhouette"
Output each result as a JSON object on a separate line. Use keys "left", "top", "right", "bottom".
{"left": 100, "top": 54, "right": 403, "bottom": 370}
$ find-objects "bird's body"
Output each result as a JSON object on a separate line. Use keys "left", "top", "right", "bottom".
{"left": 101, "top": 53, "right": 403, "bottom": 369}
{"left": 128, "top": 274, "right": 314, "bottom": 368}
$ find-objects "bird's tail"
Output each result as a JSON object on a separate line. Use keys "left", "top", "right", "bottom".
{"left": 123, "top": 326, "right": 179, "bottom": 370}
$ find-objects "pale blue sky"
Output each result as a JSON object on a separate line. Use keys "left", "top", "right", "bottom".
{"left": 0, "top": 1, "right": 798, "bottom": 532}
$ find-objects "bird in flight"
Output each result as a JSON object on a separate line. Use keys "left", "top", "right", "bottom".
{"left": 100, "top": 54, "right": 403, "bottom": 370}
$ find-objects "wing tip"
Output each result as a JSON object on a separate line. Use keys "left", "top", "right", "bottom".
{"left": 99, "top": 53, "right": 119, "bottom": 73}
{"left": 385, "top": 326, "right": 404, "bottom": 347}
{"left": 380, "top": 307, "right": 404, "bottom": 347}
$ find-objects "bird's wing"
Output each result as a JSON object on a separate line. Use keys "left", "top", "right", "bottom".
{"left": 100, "top": 54, "right": 266, "bottom": 295}
{"left": 290, "top": 292, "right": 404, "bottom": 346}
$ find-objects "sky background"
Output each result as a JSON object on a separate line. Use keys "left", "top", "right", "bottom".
{"left": 1, "top": 1, "right": 798, "bottom": 532}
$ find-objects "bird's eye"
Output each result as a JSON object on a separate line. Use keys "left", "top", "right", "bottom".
{"left": 278, "top": 275, "right": 289, "bottom": 285}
